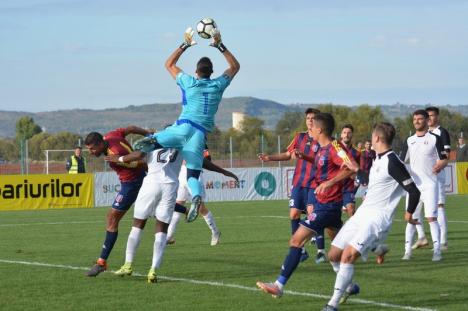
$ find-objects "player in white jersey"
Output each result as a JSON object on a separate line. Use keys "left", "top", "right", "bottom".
{"left": 321, "top": 122, "right": 421, "bottom": 311}
{"left": 400, "top": 110, "right": 448, "bottom": 262}
{"left": 167, "top": 148, "right": 238, "bottom": 246}
{"left": 410, "top": 106, "right": 451, "bottom": 250}
{"left": 105, "top": 147, "right": 183, "bottom": 283}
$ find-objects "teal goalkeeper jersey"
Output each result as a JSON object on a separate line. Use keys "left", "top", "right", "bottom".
{"left": 176, "top": 72, "right": 231, "bottom": 132}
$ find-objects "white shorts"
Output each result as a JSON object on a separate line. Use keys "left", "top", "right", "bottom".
{"left": 332, "top": 209, "right": 391, "bottom": 261}
{"left": 133, "top": 177, "right": 178, "bottom": 224}
{"left": 410, "top": 188, "right": 438, "bottom": 219}
{"left": 176, "top": 169, "right": 206, "bottom": 202}
{"left": 437, "top": 173, "right": 446, "bottom": 205}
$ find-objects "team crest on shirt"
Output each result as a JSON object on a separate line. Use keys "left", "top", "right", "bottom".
{"left": 312, "top": 144, "right": 319, "bottom": 153}
{"left": 318, "top": 156, "right": 326, "bottom": 166}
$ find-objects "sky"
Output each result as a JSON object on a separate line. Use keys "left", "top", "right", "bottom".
{"left": 1, "top": 0, "right": 468, "bottom": 112}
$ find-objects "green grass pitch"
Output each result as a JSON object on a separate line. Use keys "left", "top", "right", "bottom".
{"left": 1, "top": 195, "right": 467, "bottom": 311}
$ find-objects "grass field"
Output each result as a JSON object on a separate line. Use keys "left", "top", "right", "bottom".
{"left": 1, "top": 195, "right": 467, "bottom": 311}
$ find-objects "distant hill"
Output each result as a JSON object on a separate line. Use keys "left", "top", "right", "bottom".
{"left": 0, "top": 97, "right": 467, "bottom": 138}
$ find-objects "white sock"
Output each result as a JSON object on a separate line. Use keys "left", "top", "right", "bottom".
{"left": 437, "top": 207, "right": 447, "bottom": 244}
{"left": 328, "top": 263, "right": 354, "bottom": 308}
{"left": 125, "top": 226, "right": 143, "bottom": 263}
{"left": 203, "top": 211, "right": 218, "bottom": 234}
{"left": 405, "top": 223, "right": 416, "bottom": 254}
{"left": 330, "top": 261, "right": 340, "bottom": 273}
{"left": 167, "top": 212, "right": 182, "bottom": 241}
{"left": 429, "top": 221, "right": 441, "bottom": 253}
{"left": 152, "top": 232, "right": 167, "bottom": 269}
{"left": 415, "top": 223, "right": 426, "bottom": 240}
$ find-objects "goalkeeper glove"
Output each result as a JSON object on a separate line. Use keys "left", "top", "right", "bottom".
{"left": 179, "top": 27, "right": 197, "bottom": 51}
{"left": 209, "top": 28, "right": 227, "bottom": 53}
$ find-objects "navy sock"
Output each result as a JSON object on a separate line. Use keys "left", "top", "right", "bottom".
{"left": 316, "top": 234, "right": 325, "bottom": 250}
{"left": 174, "top": 203, "right": 187, "bottom": 214}
{"left": 291, "top": 219, "right": 300, "bottom": 235}
{"left": 277, "top": 246, "right": 302, "bottom": 285}
{"left": 99, "top": 231, "right": 118, "bottom": 260}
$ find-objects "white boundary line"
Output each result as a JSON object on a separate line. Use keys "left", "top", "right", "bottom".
{"left": 1, "top": 215, "right": 468, "bottom": 227}
{"left": 0, "top": 259, "right": 436, "bottom": 311}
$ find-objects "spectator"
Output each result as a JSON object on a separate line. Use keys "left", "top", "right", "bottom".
{"left": 457, "top": 136, "right": 468, "bottom": 161}
{"left": 66, "top": 146, "right": 86, "bottom": 173}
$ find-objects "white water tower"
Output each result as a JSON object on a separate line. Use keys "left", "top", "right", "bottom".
{"left": 232, "top": 112, "right": 247, "bottom": 131}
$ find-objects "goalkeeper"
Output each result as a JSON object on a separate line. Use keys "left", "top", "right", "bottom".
{"left": 136, "top": 26, "right": 239, "bottom": 222}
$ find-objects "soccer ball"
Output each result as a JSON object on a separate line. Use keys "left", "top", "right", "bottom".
{"left": 197, "top": 18, "right": 217, "bottom": 39}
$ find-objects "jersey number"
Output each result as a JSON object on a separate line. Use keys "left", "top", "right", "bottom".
{"left": 203, "top": 92, "right": 209, "bottom": 115}
{"left": 156, "top": 150, "right": 179, "bottom": 163}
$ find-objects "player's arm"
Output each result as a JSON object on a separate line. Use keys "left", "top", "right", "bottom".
{"left": 387, "top": 153, "right": 420, "bottom": 224}
{"left": 202, "top": 158, "right": 239, "bottom": 182}
{"left": 433, "top": 134, "right": 449, "bottom": 174}
{"left": 210, "top": 29, "right": 240, "bottom": 79}
{"left": 440, "top": 128, "right": 451, "bottom": 153}
{"left": 165, "top": 27, "right": 197, "bottom": 79}
{"left": 315, "top": 146, "right": 355, "bottom": 195}
{"left": 104, "top": 150, "right": 146, "bottom": 163}
{"left": 124, "top": 125, "right": 152, "bottom": 137}
{"left": 258, "top": 152, "right": 292, "bottom": 162}
{"left": 399, "top": 139, "right": 409, "bottom": 163}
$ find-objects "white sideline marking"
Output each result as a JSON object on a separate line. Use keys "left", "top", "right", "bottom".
{"left": 1, "top": 216, "right": 468, "bottom": 227}
{"left": 0, "top": 259, "right": 436, "bottom": 311}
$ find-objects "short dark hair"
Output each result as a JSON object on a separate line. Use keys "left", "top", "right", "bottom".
{"left": 313, "top": 113, "right": 335, "bottom": 136}
{"left": 342, "top": 123, "right": 354, "bottom": 132}
{"left": 305, "top": 108, "right": 320, "bottom": 115}
{"left": 373, "top": 122, "right": 396, "bottom": 145}
{"left": 75, "top": 146, "right": 82, "bottom": 150}
{"left": 196, "top": 57, "right": 213, "bottom": 78}
{"left": 84, "top": 132, "right": 103, "bottom": 146}
{"left": 413, "top": 109, "right": 429, "bottom": 119}
{"left": 425, "top": 106, "right": 439, "bottom": 115}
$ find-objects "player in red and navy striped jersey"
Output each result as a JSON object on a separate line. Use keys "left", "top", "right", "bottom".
{"left": 360, "top": 140, "right": 376, "bottom": 178}
{"left": 340, "top": 124, "right": 361, "bottom": 217}
{"left": 84, "top": 126, "right": 151, "bottom": 277}
{"left": 257, "top": 113, "right": 356, "bottom": 298}
{"left": 258, "top": 108, "right": 320, "bottom": 262}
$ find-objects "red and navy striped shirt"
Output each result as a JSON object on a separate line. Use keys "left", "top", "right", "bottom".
{"left": 287, "top": 132, "right": 319, "bottom": 188}
{"left": 313, "top": 140, "right": 354, "bottom": 203}
{"left": 360, "top": 149, "right": 376, "bottom": 173}
{"left": 343, "top": 144, "right": 361, "bottom": 192}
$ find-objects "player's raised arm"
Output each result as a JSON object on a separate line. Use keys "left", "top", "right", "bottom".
{"left": 210, "top": 29, "right": 240, "bottom": 79}
{"left": 165, "top": 27, "right": 197, "bottom": 79}
{"left": 202, "top": 158, "right": 239, "bottom": 182}
{"left": 105, "top": 150, "right": 145, "bottom": 163}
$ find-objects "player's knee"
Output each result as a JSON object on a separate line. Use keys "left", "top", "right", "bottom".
{"left": 328, "top": 249, "right": 341, "bottom": 262}
{"left": 132, "top": 218, "right": 146, "bottom": 229}
{"left": 289, "top": 209, "right": 301, "bottom": 219}
{"left": 187, "top": 168, "right": 201, "bottom": 180}
{"left": 341, "top": 247, "right": 359, "bottom": 264}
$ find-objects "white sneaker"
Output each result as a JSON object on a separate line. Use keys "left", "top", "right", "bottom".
{"left": 402, "top": 253, "right": 411, "bottom": 260}
{"left": 432, "top": 251, "right": 442, "bottom": 262}
{"left": 211, "top": 231, "right": 221, "bottom": 246}
{"left": 411, "top": 237, "right": 429, "bottom": 250}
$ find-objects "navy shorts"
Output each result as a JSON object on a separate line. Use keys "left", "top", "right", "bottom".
{"left": 300, "top": 201, "right": 343, "bottom": 234}
{"left": 289, "top": 186, "right": 315, "bottom": 212}
{"left": 112, "top": 174, "right": 145, "bottom": 211}
{"left": 343, "top": 190, "right": 356, "bottom": 206}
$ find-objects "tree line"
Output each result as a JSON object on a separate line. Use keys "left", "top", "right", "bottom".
{"left": 1, "top": 105, "right": 466, "bottom": 162}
